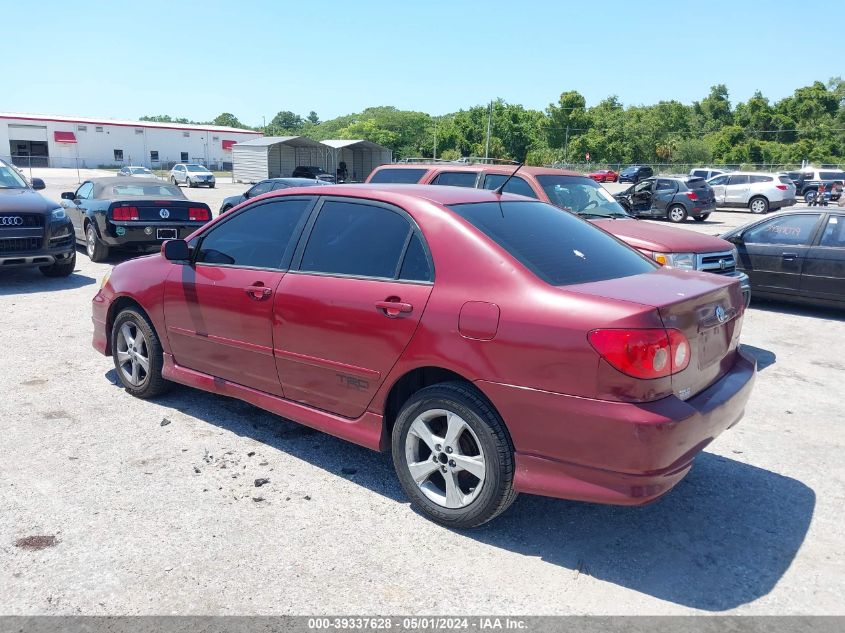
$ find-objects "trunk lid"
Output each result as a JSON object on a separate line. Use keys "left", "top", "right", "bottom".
{"left": 571, "top": 267, "right": 745, "bottom": 399}
{"left": 111, "top": 199, "right": 209, "bottom": 222}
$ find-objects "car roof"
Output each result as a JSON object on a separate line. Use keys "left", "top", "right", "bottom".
{"left": 373, "top": 163, "right": 582, "bottom": 177}
{"left": 86, "top": 177, "right": 181, "bottom": 198}
{"left": 275, "top": 183, "right": 529, "bottom": 206}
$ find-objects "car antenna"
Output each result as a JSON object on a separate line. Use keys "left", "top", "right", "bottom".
{"left": 493, "top": 162, "right": 525, "bottom": 195}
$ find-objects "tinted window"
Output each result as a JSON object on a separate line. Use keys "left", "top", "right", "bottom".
{"left": 399, "top": 233, "right": 432, "bottom": 281}
{"left": 819, "top": 215, "right": 845, "bottom": 248}
{"left": 691, "top": 170, "right": 707, "bottom": 178}
{"left": 750, "top": 175, "right": 773, "bottom": 184}
{"left": 743, "top": 214, "right": 821, "bottom": 246}
{"left": 656, "top": 179, "right": 675, "bottom": 190}
{"left": 431, "top": 171, "right": 478, "bottom": 188}
{"left": 686, "top": 178, "right": 708, "bottom": 189}
{"left": 641, "top": 167, "right": 653, "bottom": 176}
{"left": 449, "top": 201, "right": 655, "bottom": 286}
{"left": 369, "top": 168, "right": 428, "bottom": 184}
{"left": 820, "top": 171, "right": 845, "bottom": 181}
{"left": 300, "top": 200, "right": 411, "bottom": 278}
{"left": 197, "top": 198, "right": 312, "bottom": 269}
{"left": 728, "top": 175, "right": 750, "bottom": 186}
{"left": 248, "top": 181, "right": 275, "bottom": 197}
{"left": 481, "top": 174, "right": 538, "bottom": 198}
{"left": 709, "top": 175, "right": 729, "bottom": 186}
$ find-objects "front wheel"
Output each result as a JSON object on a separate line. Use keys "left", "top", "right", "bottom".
{"left": 171, "top": 176, "right": 179, "bottom": 186}
{"left": 804, "top": 191, "right": 816, "bottom": 205}
{"left": 187, "top": 177, "right": 194, "bottom": 188}
{"left": 86, "top": 224, "right": 109, "bottom": 262}
{"left": 392, "top": 382, "right": 517, "bottom": 528}
{"left": 693, "top": 213, "right": 710, "bottom": 222}
{"left": 749, "top": 196, "right": 769, "bottom": 214}
{"left": 667, "top": 204, "right": 688, "bottom": 223}
{"left": 40, "top": 250, "right": 76, "bottom": 277}
{"left": 111, "top": 309, "right": 170, "bottom": 399}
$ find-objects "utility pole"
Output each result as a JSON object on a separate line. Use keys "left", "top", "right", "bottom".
{"left": 433, "top": 118, "right": 437, "bottom": 160}
{"left": 485, "top": 101, "right": 492, "bottom": 160}
{"left": 564, "top": 125, "right": 570, "bottom": 164}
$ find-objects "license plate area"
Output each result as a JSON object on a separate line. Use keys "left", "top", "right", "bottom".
{"left": 157, "top": 228, "right": 177, "bottom": 240}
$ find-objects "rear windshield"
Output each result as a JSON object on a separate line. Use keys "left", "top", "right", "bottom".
{"left": 107, "top": 184, "right": 185, "bottom": 198}
{"left": 369, "top": 168, "right": 428, "bottom": 184}
{"left": 448, "top": 200, "right": 656, "bottom": 286}
{"left": 820, "top": 171, "right": 845, "bottom": 181}
{"left": 779, "top": 176, "right": 794, "bottom": 185}
{"left": 686, "top": 177, "right": 708, "bottom": 188}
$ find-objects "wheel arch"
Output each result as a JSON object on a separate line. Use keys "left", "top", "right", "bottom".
{"left": 105, "top": 296, "right": 150, "bottom": 355}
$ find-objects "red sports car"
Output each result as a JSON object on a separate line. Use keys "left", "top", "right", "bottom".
{"left": 588, "top": 169, "right": 618, "bottom": 182}
{"left": 92, "top": 184, "right": 755, "bottom": 528}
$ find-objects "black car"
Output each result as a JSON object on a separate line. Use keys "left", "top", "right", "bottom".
{"left": 60, "top": 177, "right": 212, "bottom": 262}
{"left": 618, "top": 165, "right": 654, "bottom": 183}
{"left": 219, "top": 178, "right": 329, "bottom": 213}
{"left": 0, "top": 158, "right": 76, "bottom": 277}
{"left": 291, "top": 165, "right": 335, "bottom": 182}
{"left": 614, "top": 176, "right": 716, "bottom": 223}
{"left": 721, "top": 209, "right": 845, "bottom": 308}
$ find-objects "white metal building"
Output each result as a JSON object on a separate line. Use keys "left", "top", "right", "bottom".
{"left": 0, "top": 112, "right": 261, "bottom": 170}
{"left": 322, "top": 139, "right": 393, "bottom": 182}
{"left": 232, "top": 136, "right": 329, "bottom": 183}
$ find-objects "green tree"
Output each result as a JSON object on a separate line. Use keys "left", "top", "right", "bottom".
{"left": 212, "top": 112, "right": 245, "bottom": 128}
{"left": 307, "top": 111, "right": 320, "bottom": 125}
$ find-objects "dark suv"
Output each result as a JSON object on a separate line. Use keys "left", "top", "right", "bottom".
{"left": 618, "top": 165, "right": 654, "bottom": 183}
{"left": 0, "top": 158, "right": 76, "bottom": 276}
{"left": 615, "top": 176, "right": 716, "bottom": 223}
{"left": 291, "top": 166, "right": 335, "bottom": 183}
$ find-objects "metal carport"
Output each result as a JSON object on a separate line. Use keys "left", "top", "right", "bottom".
{"left": 321, "top": 139, "right": 392, "bottom": 182}
{"left": 232, "top": 136, "right": 328, "bottom": 183}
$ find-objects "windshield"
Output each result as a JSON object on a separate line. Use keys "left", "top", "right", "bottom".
{"left": 448, "top": 200, "right": 655, "bottom": 286}
{"left": 536, "top": 175, "right": 631, "bottom": 218}
{"left": 186, "top": 164, "right": 208, "bottom": 172}
{"left": 0, "top": 163, "right": 29, "bottom": 189}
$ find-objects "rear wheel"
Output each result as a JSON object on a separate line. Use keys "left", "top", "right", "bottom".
{"left": 693, "top": 213, "right": 710, "bottom": 222}
{"left": 749, "top": 196, "right": 769, "bottom": 214}
{"left": 667, "top": 204, "right": 688, "bottom": 223}
{"left": 40, "top": 250, "right": 76, "bottom": 277}
{"left": 171, "top": 176, "right": 178, "bottom": 186}
{"left": 392, "top": 382, "right": 517, "bottom": 528}
{"left": 111, "top": 309, "right": 170, "bottom": 399}
{"left": 85, "top": 223, "right": 109, "bottom": 262}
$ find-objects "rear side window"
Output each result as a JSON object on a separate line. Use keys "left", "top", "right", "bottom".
{"left": 656, "top": 179, "right": 676, "bottom": 190}
{"left": 743, "top": 214, "right": 821, "bottom": 246}
{"left": 728, "top": 175, "right": 750, "bottom": 186}
{"left": 820, "top": 171, "right": 845, "bottom": 181}
{"left": 691, "top": 170, "right": 707, "bottom": 178}
{"left": 368, "top": 168, "right": 427, "bottom": 184}
{"left": 430, "top": 171, "right": 478, "bottom": 188}
{"left": 448, "top": 201, "right": 656, "bottom": 286}
{"left": 750, "top": 175, "right": 773, "bottom": 184}
{"left": 820, "top": 216, "right": 845, "bottom": 248}
{"left": 300, "top": 200, "right": 412, "bottom": 279}
{"left": 399, "top": 233, "right": 432, "bottom": 281}
{"left": 197, "top": 198, "right": 312, "bottom": 269}
{"left": 481, "top": 174, "right": 538, "bottom": 198}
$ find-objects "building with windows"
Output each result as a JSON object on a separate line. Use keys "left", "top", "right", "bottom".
{"left": 0, "top": 112, "right": 261, "bottom": 170}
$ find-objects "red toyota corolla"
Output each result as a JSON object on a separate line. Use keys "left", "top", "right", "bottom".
{"left": 92, "top": 184, "right": 756, "bottom": 528}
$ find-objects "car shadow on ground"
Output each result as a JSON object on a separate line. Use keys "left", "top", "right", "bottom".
{"left": 104, "top": 369, "right": 816, "bottom": 612}
{"left": 740, "top": 344, "right": 777, "bottom": 371}
{"left": 750, "top": 298, "right": 845, "bottom": 322}
{"left": 0, "top": 266, "right": 95, "bottom": 296}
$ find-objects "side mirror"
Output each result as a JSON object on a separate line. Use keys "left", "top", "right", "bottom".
{"left": 31, "top": 178, "right": 46, "bottom": 190}
{"left": 726, "top": 234, "right": 743, "bottom": 245}
{"left": 162, "top": 239, "right": 190, "bottom": 261}
{"left": 60, "top": 191, "right": 75, "bottom": 200}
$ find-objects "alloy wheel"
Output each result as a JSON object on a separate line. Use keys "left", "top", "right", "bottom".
{"left": 404, "top": 409, "right": 486, "bottom": 509}
{"left": 86, "top": 227, "right": 95, "bottom": 258}
{"left": 115, "top": 322, "right": 150, "bottom": 387}
{"left": 669, "top": 206, "right": 686, "bottom": 222}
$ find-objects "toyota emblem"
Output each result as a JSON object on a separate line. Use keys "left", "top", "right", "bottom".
{"left": 159, "top": 209, "right": 170, "bottom": 219}
{"left": 715, "top": 305, "right": 727, "bottom": 323}
{"left": 0, "top": 216, "right": 24, "bottom": 226}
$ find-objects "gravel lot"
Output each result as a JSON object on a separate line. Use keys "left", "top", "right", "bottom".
{"left": 0, "top": 169, "right": 843, "bottom": 615}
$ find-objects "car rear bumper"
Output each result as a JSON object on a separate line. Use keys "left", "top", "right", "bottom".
{"left": 100, "top": 222, "right": 206, "bottom": 249}
{"left": 477, "top": 346, "right": 756, "bottom": 505}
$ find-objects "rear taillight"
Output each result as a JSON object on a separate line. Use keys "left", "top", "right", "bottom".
{"left": 588, "top": 328, "right": 690, "bottom": 379}
{"left": 685, "top": 191, "right": 698, "bottom": 201}
{"left": 189, "top": 207, "right": 210, "bottom": 221}
{"left": 776, "top": 185, "right": 788, "bottom": 190}
{"left": 112, "top": 206, "right": 139, "bottom": 221}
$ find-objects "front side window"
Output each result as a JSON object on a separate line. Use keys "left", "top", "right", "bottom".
{"left": 819, "top": 215, "right": 845, "bottom": 248}
{"left": 248, "top": 181, "right": 275, "bottom": 197}
{"left": 75, "top": 182, "right": 94, "bottom": 199}
{"left": 743, "top": 214, "right": 821, "bottom": 246}
{"left": 449, "top": 200, "right": 655, "bottom": 286}
{"left": 196, "top": 198, "right": 312, "bottom": 269}
{"left": 431, "top": 171, "right": 478, "bottom": 188}
{"left": 709, "top": 175, "right": 729, "bottom": 186}
{"left": 299, "top": 200, "right": 412, "bottom": 279}
{"left": 481, "top": 174, "right": 538, "bottom": 198}
{"left": 728, "top": 174, "right": 750, "bottom": 186}
{"left": 369, "top": 168, "right": 428, "bottom": 184}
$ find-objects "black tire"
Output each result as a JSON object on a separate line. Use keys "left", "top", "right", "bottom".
{"left": 391, "top": 381, "right": 517, "bottom": 528}
{"left": 187, "top": 177, "right": 194, "bottom": 188}
{"left": 39, "top": 249, "right": 76, "bottom": 277}
{"left": 804, "top": 190, "right": 816, "bottom": 205}
{"left": 171, "top": 176, "right": 179, "bottom": 186}
{"left": 221, "top": 205, "right": 232, "bottom": 214}
{"left": 749, "top": 196, "right": 769, "bottom": 214}
{"left": 667, "top": 204, "right": 688, "bottom": 223}
{"left": 693, "top": 213, "right": 710, "bottom": 222}
{"left": 209, "top": 183, "right": 215, "bottom": 189}
{"left": 85, "top": 223, "right": 110, "bottom": 262}
{"left": 111, "top": 308, "right": 170, "bottom": 399}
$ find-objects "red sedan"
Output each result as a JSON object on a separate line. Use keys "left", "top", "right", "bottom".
{"left": 588, "top": 169, "right": 618, "bottom": 182}
{"left": 92, "top": 185, "right": 755, "bottom": 528}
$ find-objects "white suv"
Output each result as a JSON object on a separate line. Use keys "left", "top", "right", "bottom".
{"left": 689, "top": 167, "right": 729, "bottom": 180}
{"left": 169, "top": 163, "right": 215, "bottom": 188}
{"left": 707, "top": 172, "right": 796, "bottom": 214}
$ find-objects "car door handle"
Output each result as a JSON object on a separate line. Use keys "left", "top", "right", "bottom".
{"left": 782, "top": 252, "right": 799, "bottom": 262}
{"left": 245, "top": 283, "right": 272, "bottom": 300}
{"left": 375, "top": 300, "right": 413, "bottom": 317}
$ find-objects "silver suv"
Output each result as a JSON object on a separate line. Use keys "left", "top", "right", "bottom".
{"left": 707, "top": 172, "right": 796, "bottom": 214}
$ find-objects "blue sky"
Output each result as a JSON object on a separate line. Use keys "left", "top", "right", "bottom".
{"left": 5, "top": 0, "right": 841, "bottom": 126}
